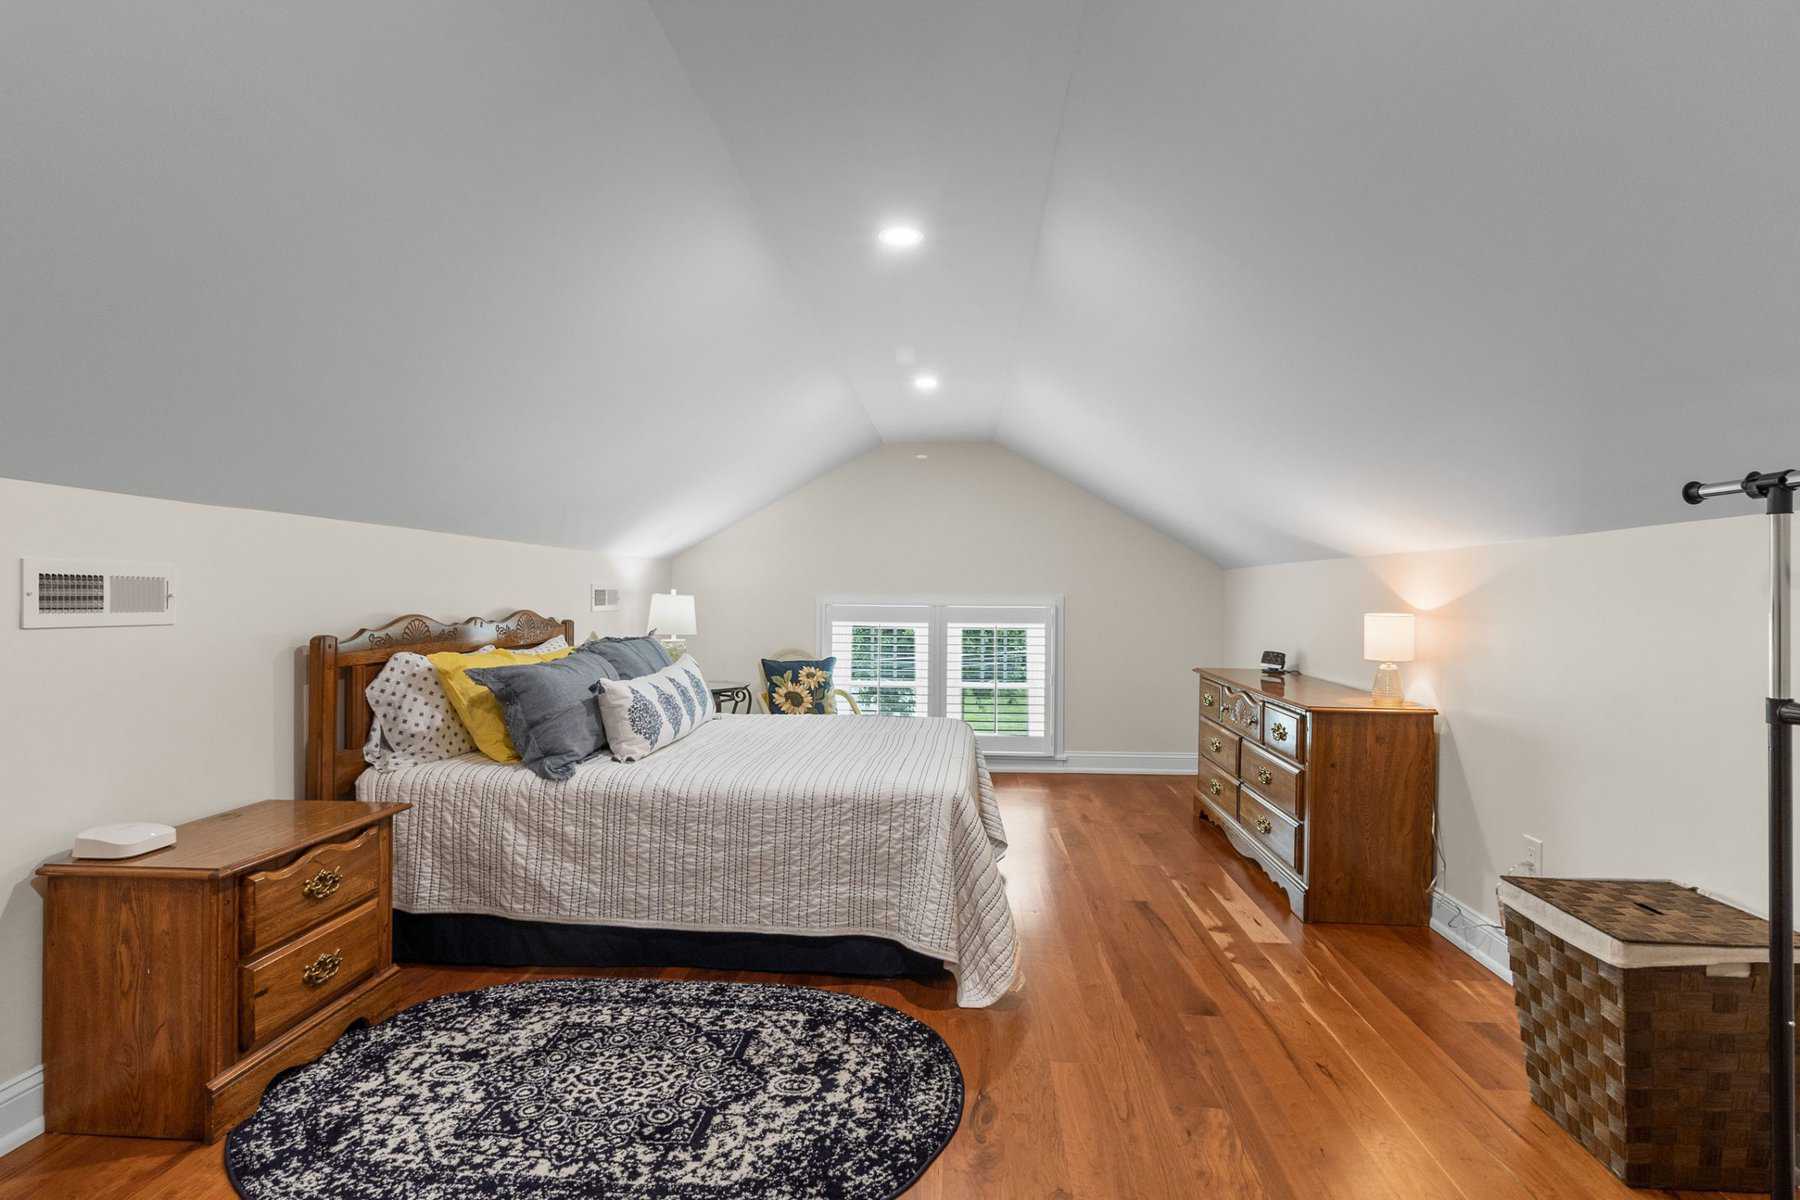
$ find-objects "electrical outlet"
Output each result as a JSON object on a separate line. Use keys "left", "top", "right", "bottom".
{"left": 1520, "top": 835, "right": 1544, "bottom": 877}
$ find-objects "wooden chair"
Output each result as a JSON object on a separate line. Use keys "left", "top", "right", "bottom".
{"left": 757, "top": 647, "right": 862, "bottom": 715}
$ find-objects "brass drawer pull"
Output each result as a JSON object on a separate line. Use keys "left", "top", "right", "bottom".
{"left": 1252, "top": 815, "right": 1273, "bottom": 835}
{"left": 1207, "top": 737, "right": 1223, "bottom": 754}
{"left": 1270, "top": 721, "right": 1289, "bottom": 741}
{"left": 301, "top": 866, "right": 343, "bottom": 900}
{"left": 301, "top": 950, "right": 344, "bottom": 987}
{"left": 1202, "top": 692, "right": 1216, "bottom": 708}
{"left": 1207, "top": 778, "right": 1222, "bottom": 797}
{"left": 1256, "top": 768, "right": 1274, "bottom": 787}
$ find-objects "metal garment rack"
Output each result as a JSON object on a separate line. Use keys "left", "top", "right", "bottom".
{"left": 1683, "top": 468, "right": 1800, "bottom": 1197}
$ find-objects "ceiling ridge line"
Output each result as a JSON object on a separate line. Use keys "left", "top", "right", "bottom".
{"left": 996, "top": 0, "right": 1093, "bottom": 441}
{"left": 641, "top": 0, "right": 882, "bottom": 447}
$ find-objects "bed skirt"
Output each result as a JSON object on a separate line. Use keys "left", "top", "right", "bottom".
{"left": 393, "top": 911, "right": 947, "bottom": 980}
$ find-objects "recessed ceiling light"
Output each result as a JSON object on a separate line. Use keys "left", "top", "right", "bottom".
{"left": 911, "top": 372, "right": 940, "bottom": 394}
{"left": 915, "top": 453, "right": 929, "bottom": 460}
{"left": 878, "top": 224, "right": 925, "bottom": 250}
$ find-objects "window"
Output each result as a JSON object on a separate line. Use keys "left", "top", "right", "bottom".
{"left": 948, "top": 616, "right": 1048, "bottom": 741}
{"left": 819, "top": 599, "right": 1059, "bottom": 756}
{"left": 825, "top": 605, "right": 931, "bottom": 718}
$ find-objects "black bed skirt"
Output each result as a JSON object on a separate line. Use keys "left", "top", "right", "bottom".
{"left": 393, "top": 911, "right": 945, "bottom": 980}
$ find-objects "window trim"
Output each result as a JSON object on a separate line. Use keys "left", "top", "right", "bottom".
{"left": 816, "top": 594, "right": 1064, "bottom": 759}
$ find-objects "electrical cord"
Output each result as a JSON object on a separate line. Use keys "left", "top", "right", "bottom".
{"left": 1429, "top": 797, "right": 1508, "bottom": 938}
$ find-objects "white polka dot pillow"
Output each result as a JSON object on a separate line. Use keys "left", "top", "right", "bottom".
{"left": 363, "top": 636, "right": 567, "bottom": 770}
{"left": 515, "top": 636, "right": 568, "bottom": 655}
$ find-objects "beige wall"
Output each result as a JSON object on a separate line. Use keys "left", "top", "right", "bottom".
{"left": 671, "top": 443, "right": 1223, "bottom": 757}
{"left": 0, "top": 477, "right": 669, "bottom": 1085}
{"left": 1221, "top": 514, "right": 1790, "bottom": 927}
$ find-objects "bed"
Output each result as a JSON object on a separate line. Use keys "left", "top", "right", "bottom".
{"left": 306, "top": 611, "right": 1020, "bottom": 1007}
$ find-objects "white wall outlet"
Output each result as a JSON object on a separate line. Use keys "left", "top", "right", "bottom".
{"left": 1520, "top": 835, "right": 1544, "bottom": 877}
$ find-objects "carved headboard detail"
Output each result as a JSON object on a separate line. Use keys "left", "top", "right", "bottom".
{"left": 305, "top": 609, "right": 576, "bottom": 800}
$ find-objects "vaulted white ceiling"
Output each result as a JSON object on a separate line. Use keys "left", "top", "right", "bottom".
{"left": 0, "top": 2, "right": 876, "bottom": 557}
{"left": 4, "top": 2, "right": 1797, "bottom": 566}
{"left": 651, "top": 0, "right": 1085, "bottom": 442}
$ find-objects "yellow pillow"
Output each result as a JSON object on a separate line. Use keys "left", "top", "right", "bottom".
{"left": 429, "top": 645, "right": 576, "bottom": 762}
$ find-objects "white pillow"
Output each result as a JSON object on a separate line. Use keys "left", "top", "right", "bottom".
{"left": 595, "top": 655, "right": 713, "bottom": 762}
{"left": 362, "top": 636, "right": 568, "bottom": 770}
{"left": 516, "top": 635, "right": 569, "bottom": 655}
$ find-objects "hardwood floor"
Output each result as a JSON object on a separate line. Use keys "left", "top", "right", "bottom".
{"left": 0, "top": 773, "right": 1763, "bottom": 1199}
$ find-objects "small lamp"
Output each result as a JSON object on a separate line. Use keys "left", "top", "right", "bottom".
{"left": 1363, "top": 612, "right": 1415, "bottom": 703}
{"left": 647, "top": 590, "right": 697, "bottom": 660}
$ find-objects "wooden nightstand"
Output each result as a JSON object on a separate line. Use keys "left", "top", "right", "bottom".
{"left": 37, "top": 799, "right": 409, "bottom": 1141}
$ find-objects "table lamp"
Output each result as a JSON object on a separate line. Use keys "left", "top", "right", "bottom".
{"left": 647, "top": 590, "right": 697, "bottom": 660}
{"left": 1363, "top": 612, "right": 1415, "bottom": 702}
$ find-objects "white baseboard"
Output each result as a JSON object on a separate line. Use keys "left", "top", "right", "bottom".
{"left": 988, "top": 751, "right": 1198, "bottom": 775}
{"left": 0, "top": 1065, "right": 44, "bottom": 1159}
{"left": 1430, "top": 889, "right": 1513, "bottom": 983}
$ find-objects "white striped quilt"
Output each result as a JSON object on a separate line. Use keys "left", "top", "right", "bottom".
{"left": 356, "top": 714, "right": 1019, "bottom": 1007}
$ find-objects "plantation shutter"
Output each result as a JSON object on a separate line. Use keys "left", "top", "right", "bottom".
{"left": 817, "top": 599, "right": 1059, "bottom": 753}
{"left": 822, "top": 604, "right": 933, "bottom": 717}
{"left": 944, "top": 605, "right": 1055, "bottom": 755}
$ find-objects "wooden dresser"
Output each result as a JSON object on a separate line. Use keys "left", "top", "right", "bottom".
{"left": 38, "top": 799, "right": 409, "bottom": 1141}
{"left": 1193, "top": 668, "right": 1436, "bottom": 924}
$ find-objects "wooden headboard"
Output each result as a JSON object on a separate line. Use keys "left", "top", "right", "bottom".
{"left": 305, "top": 609, "right": 576, "bottom": 800}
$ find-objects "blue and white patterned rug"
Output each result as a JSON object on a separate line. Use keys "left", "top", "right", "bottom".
{"left": 226, "top": 978, "right": 963, "bottom": 1199}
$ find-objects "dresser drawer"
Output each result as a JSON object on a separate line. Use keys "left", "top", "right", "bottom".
{"left": 1242, "top": 741, "right": 1304, "bottom": 819}
{"left": 1240, "top": 787, "right": 1302, "bottom": 874}
{"left": 240, "top": 827, "right": 380, "bottom": 957}
{"left": 1217, "top": 685, "right": 1260, "bottom": 738}
{"left": 1197, "top": 759, "right": 1237, "bottom": 815}
{"left": 1199, "top": 719, "right": 1241, "bottom": 774}
{"left": 240, "top": 898, "right": 382, "bottom": 1051}
{"left": 1197, "top": 677, "right": 1227, "bottom": 724}
{"left": 1261, "top": 703, "right": 1306, "bottom": 763}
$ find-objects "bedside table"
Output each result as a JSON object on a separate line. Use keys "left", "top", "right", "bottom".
{"left": 37, "top": 799, "right": 409, "bottom": 1141}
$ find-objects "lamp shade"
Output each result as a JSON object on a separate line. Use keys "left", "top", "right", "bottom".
{"left": 1363, "top": 612, "right": 1415, "bottom": 663}
{"left": 647, "top": 591, "right": 697, "bottom": 638}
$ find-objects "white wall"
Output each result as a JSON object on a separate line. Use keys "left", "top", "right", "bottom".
{"left": 0, "top": 476, "right": 669, "bottom": 1085}
{"left": 672, "top": 443, "right": 1222, "bottom": 757}
{"left": 1221, "top": 514, "right": 1792, "bottom": 929}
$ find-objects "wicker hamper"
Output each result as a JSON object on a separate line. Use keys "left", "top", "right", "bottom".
{"left": 1499, "top": 877, "right": 1800, "bottom": 1192}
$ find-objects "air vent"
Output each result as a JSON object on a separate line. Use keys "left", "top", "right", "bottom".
{"left": 591, "top": 586, "right": 621, "bottom": 612}
{"left": 38, "top": 572, "right": 105, "bottom": 614}
{"left": 22, "top": 558, "right": 176, "bottom": 628}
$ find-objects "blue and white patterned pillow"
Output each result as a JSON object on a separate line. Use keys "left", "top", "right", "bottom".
{"left": 594, "top": 654, "right": 714, "bottom": 761}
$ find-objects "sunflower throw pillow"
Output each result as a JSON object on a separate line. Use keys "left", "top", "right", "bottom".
{"left": 761, "top": 656, "right": 836, "bottom": 715}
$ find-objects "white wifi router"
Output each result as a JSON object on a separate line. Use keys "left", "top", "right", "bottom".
{"left": 72, "top": 821, "right": 176, "bottom": 860}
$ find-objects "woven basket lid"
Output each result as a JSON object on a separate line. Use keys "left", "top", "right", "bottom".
{"left": 1499, "top": 877, "right": 1800, "bottom": 967}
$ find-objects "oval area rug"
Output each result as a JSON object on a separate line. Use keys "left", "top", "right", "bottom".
{"left": 227, "top": 977, "right": 962, "bottom": 1199}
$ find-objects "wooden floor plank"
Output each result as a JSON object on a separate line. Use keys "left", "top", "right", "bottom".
{"left": 0, "top": 773, "right": 1757, "bottom": 1199}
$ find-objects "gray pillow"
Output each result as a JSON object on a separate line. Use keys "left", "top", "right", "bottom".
{"left": 467, "top": 644, "right": 622, "bottom": 781}
{"left": 586, "top": 635, "right": 673, "bottom": 679}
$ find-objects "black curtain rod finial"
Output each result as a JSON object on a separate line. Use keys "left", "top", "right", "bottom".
{"left": 1680, "top": 468, "right": 1799, "bottom": 507}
